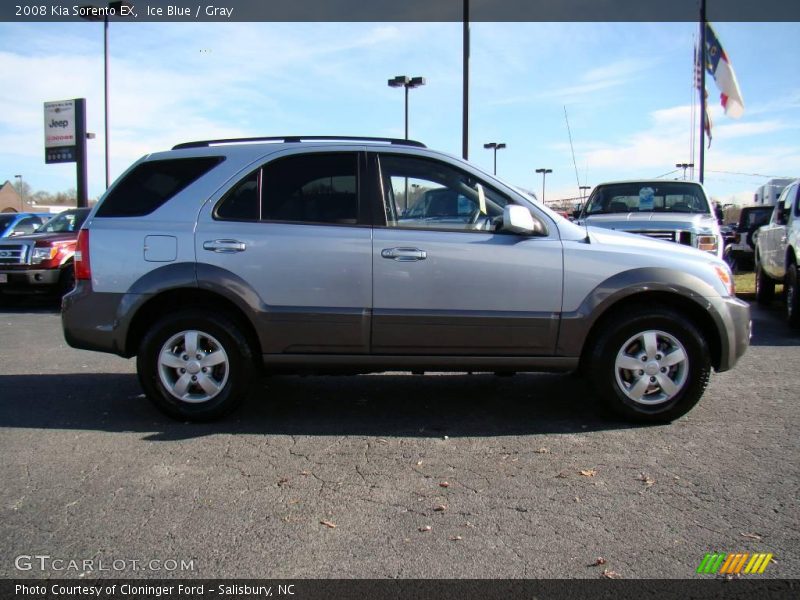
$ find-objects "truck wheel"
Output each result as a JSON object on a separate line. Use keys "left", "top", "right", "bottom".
{"left": 786, "top": 265, "right": 800, "bottom": 327}
{"left": 58, "top": 264, "right": 75, "bottom": 299}
{"left": 755, "top": 257, "right": 775, "bottom": 305}
{"left": 137, "top": 310, "right": 254, "bottom": 421}
{"left": 586, "top": 306, "right": 711, "bottom": 423}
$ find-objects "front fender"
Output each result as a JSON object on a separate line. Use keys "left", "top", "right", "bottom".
{"left": 557, "top": 267, "right": 724, "bottom": 358}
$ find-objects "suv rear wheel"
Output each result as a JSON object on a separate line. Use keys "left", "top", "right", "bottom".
{"left": 586, "top": 306, "right": 711, "bottom": 423}
{"left": 786, "top": 264, "right": 800, "bottom": 327}
{"left": 137, "top": 310, "right": 254, "bottom": 421}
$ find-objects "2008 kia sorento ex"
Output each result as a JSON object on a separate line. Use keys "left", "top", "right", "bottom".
{"left": 62, "top": 136, "right": 750, "bottom": 423}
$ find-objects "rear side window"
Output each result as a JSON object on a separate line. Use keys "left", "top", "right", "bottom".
{"left": 96, "top": 157, "right": 223, "bottom": 217}
{"left": 262, "top": 153, "right": 358, "bottom": 224}
{"left": 215, "top": 153, "right": 359, "bottom": 225}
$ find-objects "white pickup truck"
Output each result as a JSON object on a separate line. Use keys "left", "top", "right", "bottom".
{"left": 754, "top": 179, "right": 800, "bottom": 326}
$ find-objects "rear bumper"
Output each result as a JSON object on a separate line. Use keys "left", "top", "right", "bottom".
{"left": 0, "top": 268, "right": 61, "bottom": 293}
{"left": 61, "top": 280, "right": 129, "bottom": 356}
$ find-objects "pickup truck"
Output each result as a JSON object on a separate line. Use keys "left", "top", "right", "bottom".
{"left": 576, "top": 180, "right": 724, "bottom": 259}
{"left": 0, "top": 208, "right": 90, "bottom": 300}
{"left": 754, "top": 179, "right": 800, "bottom": 325}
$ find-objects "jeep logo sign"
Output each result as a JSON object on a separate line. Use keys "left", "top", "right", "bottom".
{"left": 44, "top": 100, "right": 76, "bottom": 148}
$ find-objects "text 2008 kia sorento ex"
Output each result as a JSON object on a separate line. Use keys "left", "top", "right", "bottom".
{"left": 62, "top": 136, "right": 750, "bottom": 422}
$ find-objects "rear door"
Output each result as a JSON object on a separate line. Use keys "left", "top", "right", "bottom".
{"left": 195, "top": 148, "right": 372, "bottom": 354}
{"left": 370, "top": 151, "right": 563, "bottom": 355}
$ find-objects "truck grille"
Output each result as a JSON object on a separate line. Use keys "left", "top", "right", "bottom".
{"left": 0, "top": 243, "right": 29, "bottom": 265}
{"left": 628, "top": 230, "right": 676, "bottom": 242}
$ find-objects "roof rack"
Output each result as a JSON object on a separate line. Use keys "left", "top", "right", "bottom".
{"left": 172, "top": 136, "right": 426, "bottom": 150}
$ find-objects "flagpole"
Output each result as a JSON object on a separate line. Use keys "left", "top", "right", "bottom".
{"left": 699, "top": 0, "right": 706, "bottom": 184}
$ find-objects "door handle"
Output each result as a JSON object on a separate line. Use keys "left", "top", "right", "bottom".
{"left": 381, "top": 247, "right": 427, "bottom": 261}
{"left": 203, "top": 239, "right": 246, "bottom": 253}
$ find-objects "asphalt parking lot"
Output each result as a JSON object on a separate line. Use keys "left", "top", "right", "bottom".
{"left": 0, "top": 298, "right": 798, "bottom": 579}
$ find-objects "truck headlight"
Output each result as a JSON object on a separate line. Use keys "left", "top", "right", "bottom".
{"left": 696, "top": 235, "right": 718, "bottom": 254}
{"left": 31, "top": 247, "right": 57, "bottom": 264}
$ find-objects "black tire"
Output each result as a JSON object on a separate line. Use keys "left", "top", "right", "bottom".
{"left": 136, "top": 310, "right": 254, "bottom": 421}
{"left": 586, "top": 305, "right": 711, "bottom": 423}
{"left": 723, "top": 247, "right": 738, "bottom": 274}
{"left": 755, "top": 256, "right": 775, "bottom": 305}
{"left": 786, "top": 264, "right": 800, "bottom": 328}
{"left": 57, "top": 264, "right": 75, "bottom": 299}
{"left": 746, "top": 227, "right": 758, "bottom": 250}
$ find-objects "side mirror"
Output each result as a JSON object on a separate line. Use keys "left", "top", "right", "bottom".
{"left": 572, "top": 209, "right": 582, "bottom": 220}
{"left": 502, "top": 205, "right": 545, "bottom": 235}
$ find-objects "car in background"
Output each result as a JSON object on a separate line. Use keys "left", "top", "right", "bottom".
{"left": 0, "top": 208, "right": 90, "bottom": 300}
{"left": 755, "top": 179, "right": 800, "bottom": 325}
{"left": 0, "top": 212, "right": 51, "bottom": 238}
{"left": 723, "top": 205, "right": 774, "bottom": 272}
{"left": 576, "top": 181, "right": 724, "bottom": 259}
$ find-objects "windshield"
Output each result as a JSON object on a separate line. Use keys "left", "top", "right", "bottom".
{"left": 39, "top": 209, "right": 89, "bottom": 233}
{"left": 584, "top": 183, "right": 710, "bottom": 215}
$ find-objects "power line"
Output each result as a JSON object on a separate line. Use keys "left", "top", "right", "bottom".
{"left": 653, "top": 168, "right": 681, "bottom": 179}
{"left": 706, "top": 169, "right": 795, "bottom": 179}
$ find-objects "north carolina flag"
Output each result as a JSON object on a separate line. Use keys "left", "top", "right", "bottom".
{"left": 704, "top": 22, "right": 744, "bottom": 118}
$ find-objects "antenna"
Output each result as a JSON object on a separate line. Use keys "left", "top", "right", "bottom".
{"left": 564, "top": 106, "right": 582, "bottom": 197}
{"left": 564, "top": 106, "right": 590, "bottom": 243}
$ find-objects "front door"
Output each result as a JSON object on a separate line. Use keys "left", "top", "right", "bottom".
{"left": 370, "top": 152, "right": 563, "bottom": 355}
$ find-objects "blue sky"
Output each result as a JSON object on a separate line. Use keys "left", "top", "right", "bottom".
{"left": 1, "top": 21, "right": 798, "bottom": 205}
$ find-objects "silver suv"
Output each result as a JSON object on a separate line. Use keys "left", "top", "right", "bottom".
{"left": 61, "top": 136, "right": 750, "bottom": 423}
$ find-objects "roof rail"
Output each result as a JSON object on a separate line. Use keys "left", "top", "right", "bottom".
{"left": 172, "top": 136, "right": 426, "bottom": 150}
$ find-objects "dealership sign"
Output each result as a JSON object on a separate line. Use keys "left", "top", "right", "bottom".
{"left": 44, "top": 99, "right": 78, "bottom": 163}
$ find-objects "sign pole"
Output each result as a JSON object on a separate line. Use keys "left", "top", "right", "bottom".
{"left": 75, "top": 98, "right": 88, "bottom": 208}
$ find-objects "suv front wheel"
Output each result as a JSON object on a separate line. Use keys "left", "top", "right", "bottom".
{"left": 137, "top": 310, "right": 254, "bottom": 421}
{"left": 586, "top": 306, "right": 711, "bottom": 423}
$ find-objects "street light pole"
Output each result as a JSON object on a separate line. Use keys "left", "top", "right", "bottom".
{"left": 483, "top": 142, "right": 506, "bottom": 175}
{"left": 535, "top": 168, "right": 553, "bottom": 204}
{"left": 387, "top": 75, "right": 426, "bottom": 140}
{"left": 676, "top": 162, "right": 694, "bottom": 180}
{"left": 80, "top": 1, "right": 131, "bottom": 191}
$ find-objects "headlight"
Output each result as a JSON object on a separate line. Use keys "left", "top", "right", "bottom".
{"left": 696, "top": 235, "right": 718, "bottom": 254}
{"left": 714, "top": 264, "right": 735, "bottom": 296}
{"left": 31, "top": 247, "right": 57, "bottom": 264}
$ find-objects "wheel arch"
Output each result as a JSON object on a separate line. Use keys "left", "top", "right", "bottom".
{"left": 125, "top": 287, "right": 263, "bottom": 364}
{"left": 559, "top": 268, "right": 726, "bottom": 371}
{"left": 577, "top": 291, "right": 723, "bottom": 372}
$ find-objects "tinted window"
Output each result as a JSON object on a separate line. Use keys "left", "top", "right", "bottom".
{"left": 216, "top": 171, "right": 260, "bottom": 221}
{"left": 261, "top": 154, "right": 358, "bottom": 224}
{"left": 96, "top": 157, "right": 223, "bottom": 217}
{"left": 0, "top": 215, "right": 15, "bottom": 230}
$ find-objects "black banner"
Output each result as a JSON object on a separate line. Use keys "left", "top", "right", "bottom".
{"left": 3, "top": 579, "right": 799, "bottom": 600}
{"left": 3, "top": 0, "right": 800, "bottom": 23}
